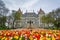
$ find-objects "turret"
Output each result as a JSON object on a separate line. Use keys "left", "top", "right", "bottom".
{"left": 38, "top": 8, "right": 45, "bottom": 14}
{"left": 38, "top": 8, "right": 45, "bottom": 17}
{"left": 17, "top": 8, "right": 22, "bottom": 14}
{"left": 17, "top": 8, "right": 22, "bottom": 17}
{"left": 38, "top": 8, "right": 45, "bottom": 27}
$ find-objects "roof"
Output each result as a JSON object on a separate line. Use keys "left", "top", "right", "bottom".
{"left": 22, "top": 12, "right": 38, "bottom": 17}
{"left": 38, "top": 8, "right": 45, "bottom": 14}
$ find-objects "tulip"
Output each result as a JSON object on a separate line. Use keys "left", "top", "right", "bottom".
{"left": 32, "top": 33, "right": 36, "bottom": 39}
{"left": 9, "top": 37, "right": 13, "bottom": 40}
{"left": 19, "top": 37, "right": 21, "bottom": 40}
{"left": 1, "top": 37, "right": 6, "bottom": 40}
{"left": 34, "top": 38, "right": 37, "bottom": 40}
{"left": 46, "top": 35, "right": 52, "bottom": 40}
{"left": 14, "top": 36, "right": 19, "bottom": 39}
{"left": 19, "top": 34, "right": 25, "bottom": 40}
{"left": 0, "top": 32, "right": 4, "bottom": 36}
{"left": 5, "top": 37, "right": 9, "bottom": 40}
{"left": 0, "top": 36, "right": 3, "bottom": 39}
{"left": 12, "top": 32, "right": 16, "bottom": 36}
{"left": 40, "top": 35, "right": 43, "bottom": 40}
{"left": 35, "top": 33, "right": 40, "bottom": 40}
{"left": 52, "top": 36, "right": 55, "bottom": 40}
{"left": 0, "top": 29, "right": 60, "bottom": 40}
{"left": 29, "top": 35, "right": 33, "bottom": 40}
{"left": 18, "top": 31, "right": 21, "bottom": 36}
{"left": 46, "top": 38, "right": 51, "bottom": 40}
{"left": 6, "top": 32, "right": 11, "bottom": 37}
{"left": 12, "top": 37, "right": 16, "bottom": 40}
{"left": 55, "top": 35, "right": 60, "bottom": 40}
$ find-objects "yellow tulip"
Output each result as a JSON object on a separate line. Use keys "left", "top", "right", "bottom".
{"left": 40, "top": 35, "right": 43, "bottom": 40}
{"left": 19, "top": 37, "right": 22, "bottom": 40}
{"left": 34, "top": 38, "right": 37, "bottom": 40}
{"left": 14, "top": 36, "right": 19, "bottom": 39}
{"left": 52, "top": 36, "right": 55, "bottom": 40}
{"left": 46, "top": 37, "right": 51, "bottom": 40}
{"left": 29, "top": 36, "right": 33, "bottom": 40}
{"left": 40, "top": 37, "right": 43, "bottom": 40}
{"left": 1, "top": 37, "right": 6, "bottom": 40}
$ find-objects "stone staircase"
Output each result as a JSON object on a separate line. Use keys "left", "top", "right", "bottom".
{"left": 23, "top": 24, "right": 39, "bottom": 29}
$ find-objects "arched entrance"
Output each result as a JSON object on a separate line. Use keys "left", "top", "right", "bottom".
{"left": 27, "top": 20, "right": 33, "bottom": 29}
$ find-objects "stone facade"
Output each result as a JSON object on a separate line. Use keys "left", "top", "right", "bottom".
{"left": 7, "top": 8, "right": 45, "bottom": 28}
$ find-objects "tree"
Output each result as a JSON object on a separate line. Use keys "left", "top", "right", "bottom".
{"left": 41, "top": 14, "right": 54, "bottom": 27}
{"left": 48, "top": 8, "right": 60, "bottom": 29}
{"left": 54, "top": 8, "right": 60, "bottom": 28}
{"left": 11, "top": 8, "right": 22, "bottom": 28}
{"left": 41, "top": 15, "right": 47, "bottom": 23}
{"left": 0, "top": 0, "right": 9, "bottom": 16}
{"left": 55, "top": 8, "right": 60, "bottom": 13}
{"left": 41, "top": 8, "right": 60, "bottom": 29}
{"left": 53, "top": 17, "right": 60, "bottom": 29}
{"left": 0, "top": 16, "right": 7, "bottom": 29}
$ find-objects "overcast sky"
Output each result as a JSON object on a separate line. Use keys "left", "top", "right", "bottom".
{"left": 2, "top": 0, "right": 60, "bottom": 13}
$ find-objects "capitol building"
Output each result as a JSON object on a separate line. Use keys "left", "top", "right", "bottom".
{"left": 7, "top": 8, "right": 45, "bottom": 29}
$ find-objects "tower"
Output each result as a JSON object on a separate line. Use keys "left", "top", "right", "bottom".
{"left": 14, "top": 8, "right": 22, "bottom": 28}
{"left": 18, "top": 8, "right": 22, "bottom": 15}
{"left": 38, "top": 8, "right": 45, "bottom": 28}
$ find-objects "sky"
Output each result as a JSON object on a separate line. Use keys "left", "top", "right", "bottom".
{"left": 2, "top": 0, "right": 60, "bottom": 13}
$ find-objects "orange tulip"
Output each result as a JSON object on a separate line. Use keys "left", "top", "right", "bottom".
{"left": 5, "top": 37, "right": 9, "bottom": 40}
{"left": 18, "top": 31, "right": 21, "bottom": 36}
{"left": 0, "top": 36, "right": 3, "bottom": 38}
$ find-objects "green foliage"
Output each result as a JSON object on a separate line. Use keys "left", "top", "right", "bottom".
{"left": 12, "top": 9, "right": 22, "bottom": 20}
{"left": 12, "top": 37, "right": 17, "bottom": 40}
{"left": 55, "top": 8, "right": 60, "bottom": 13}
{"left": 41, "top": 15, "right": 54, "bottom": 24}
{"left": 0, "top": 16, "right": 6, "bottom": 23}
{"left": 11, "top": 9, "right": 22, "bottom": 29}
{"left": 0, "top": 16, "right": 7, "bottom": 30}
{"left": 27, "top": 38, "right": 30, "bottom": 40}
{"left": 21, "top": 37, "right": 25, "bottom": 40}
{"left": 41, "top": 8, "right": 60, "bottom": 30}
{"left": 14, "top": 11, "right": 21, "bottom": 20}
{"left": 53, "top": 18, "right": 60, "bottom": 29}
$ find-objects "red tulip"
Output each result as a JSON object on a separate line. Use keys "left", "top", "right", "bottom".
{"left": 32, "top": 33, "right": 36, "bottom": 38}
{"left": 36, "top": 33, "right": 40, "bottom": 40}
{"left": 6, "top": 32, "right": 12, "bottom": 37}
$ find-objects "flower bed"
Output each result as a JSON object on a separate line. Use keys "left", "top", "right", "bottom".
{"left": 0, "top": 29, "right": 60, "bottom": 40}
